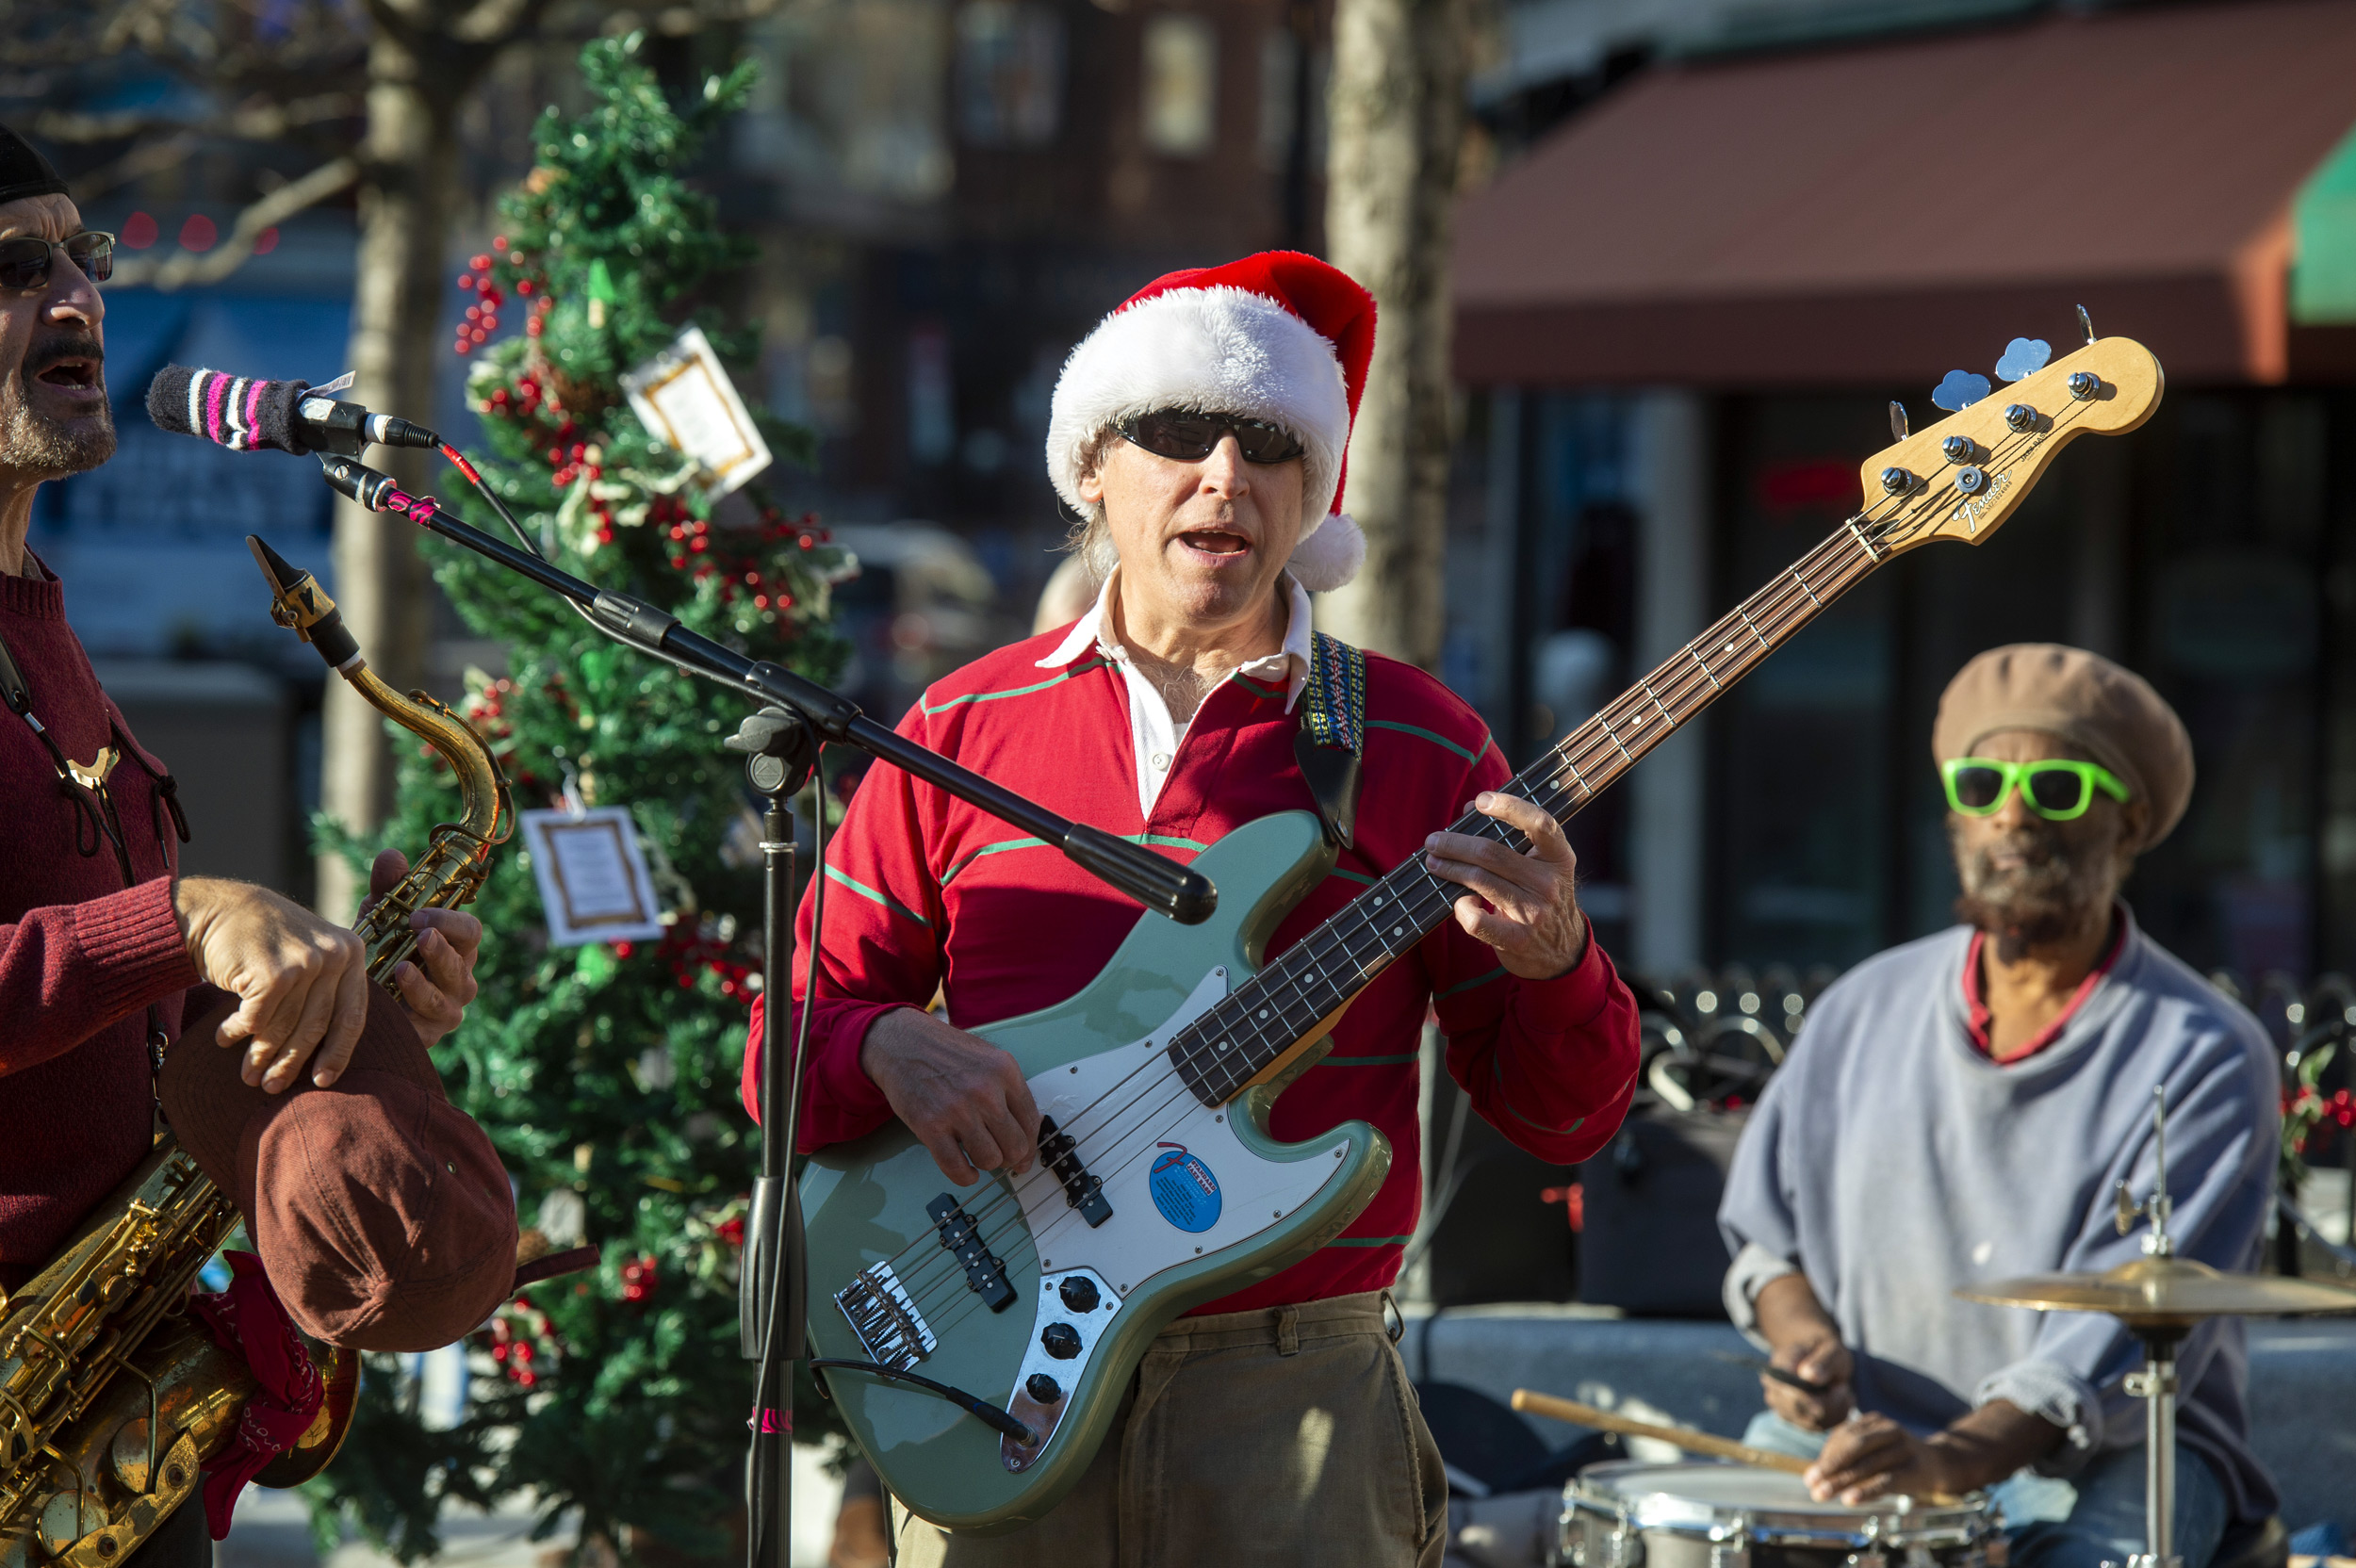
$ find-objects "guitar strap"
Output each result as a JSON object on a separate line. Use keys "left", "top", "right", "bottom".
{"left": 1293, "top": 630, "right": 1365, "bottom": 850}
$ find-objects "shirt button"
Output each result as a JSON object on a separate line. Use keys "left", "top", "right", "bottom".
{"left": 1151, "top": 752, "right": 1170, "bottom": 770}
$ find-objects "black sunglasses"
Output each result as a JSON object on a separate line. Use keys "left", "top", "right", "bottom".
{"left": 0, "top": 232, "right": 114, "bottom": 291}
{"left": 1118, "top": 408, "right": 1307, "bottom": 466}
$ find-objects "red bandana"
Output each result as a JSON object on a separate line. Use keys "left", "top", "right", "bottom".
{"left": 188, "top": 1250, "right": 325, "bottom": 1539}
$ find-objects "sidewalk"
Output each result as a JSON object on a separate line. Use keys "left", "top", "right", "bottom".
{"left": 216, "top": 1446, "right": 847, "bottom": 1568}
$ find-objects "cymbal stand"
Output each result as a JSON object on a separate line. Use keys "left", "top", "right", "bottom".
{"left": 2120, "top": 1323, "right": 2184, "bottom": 1568}
{"left": 2116, "top": 1084, "right": 2181, "bottom": 1568}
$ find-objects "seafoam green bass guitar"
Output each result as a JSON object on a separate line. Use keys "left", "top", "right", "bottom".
{"left": 800, "top": 333, "right": 2162, "bottom": 1531}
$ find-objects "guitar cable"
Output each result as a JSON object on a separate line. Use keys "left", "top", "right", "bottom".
{"left": 807, "top": 1359, "right": 1037, "bottom": 1446}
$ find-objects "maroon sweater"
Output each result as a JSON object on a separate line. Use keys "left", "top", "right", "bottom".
{"left": 0, "top": 564, "right": 202, "bottom": 1290}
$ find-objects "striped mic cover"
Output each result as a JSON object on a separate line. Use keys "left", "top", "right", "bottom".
{"left": 144, "top": 365, "right": 312, "bottom": 454}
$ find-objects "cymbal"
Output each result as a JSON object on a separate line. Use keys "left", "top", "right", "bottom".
{"left": 1957, "top": 1256, "right": 2356, "bottom": 1326}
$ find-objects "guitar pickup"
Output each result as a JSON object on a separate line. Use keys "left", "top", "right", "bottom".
{"left": 927, "top": 1194, "right": 1018, "bottom": 1312}
{"left": 834, "top": 1261, "right": 937, "bottom": 1371}
{"left": 1037, "top": 1116, "right": 1112, "bottom": 1228}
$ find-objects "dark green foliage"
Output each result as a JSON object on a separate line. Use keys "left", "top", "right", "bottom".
{"left": 305, "top": 34, "right": 846, "bottom": 1561}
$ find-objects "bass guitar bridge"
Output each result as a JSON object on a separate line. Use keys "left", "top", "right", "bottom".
{"left": 928, "top": 1194, "right": 1018, "bottom": 1312}
{"left": 1037, "top": 1116, "right": 1112, "bottom": 1228}
{"left": 835, "top": 1261, "right": 937, "bottom": 1372}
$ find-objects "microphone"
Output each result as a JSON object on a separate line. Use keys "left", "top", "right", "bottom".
{"left": 145, "top": 365, "right": 440, "bottom": 457}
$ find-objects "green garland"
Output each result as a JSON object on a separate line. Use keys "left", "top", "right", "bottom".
{"left": 303, "top": 35, "right": 847, "bottom": 1562}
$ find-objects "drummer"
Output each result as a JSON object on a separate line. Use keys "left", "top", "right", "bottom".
{"left": 1717, "top": 645, "right": 2279, "bottom": 1568}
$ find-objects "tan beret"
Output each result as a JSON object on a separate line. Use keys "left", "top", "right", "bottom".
{"left": 1931, "top": 644, "right": 2193, "bottom": 852}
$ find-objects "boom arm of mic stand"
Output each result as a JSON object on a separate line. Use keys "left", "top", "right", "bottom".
{"left": 330, "top": 459, "right": 1219, "bottom": 925}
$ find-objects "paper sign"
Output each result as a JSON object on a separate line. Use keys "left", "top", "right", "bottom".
{"left": 621, "top": 324, "right": 772, "bottom": 495}
{"left": 521, "top": 806, "right": 666, "bottom": 946}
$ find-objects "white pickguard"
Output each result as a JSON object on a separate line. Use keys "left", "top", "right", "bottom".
{"left": 995, "top": 968, "right": 1358, "bottom": 1454}
{"left": 1017, "top": 968, "right": 1355, "bottom": 1293}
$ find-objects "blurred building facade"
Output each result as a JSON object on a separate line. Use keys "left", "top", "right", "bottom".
{"left": 1448, "top": 0, "right": 2356, "bottom": 982}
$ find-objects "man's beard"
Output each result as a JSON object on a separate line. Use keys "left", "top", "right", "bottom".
{"left": 1950, "top": 817, "right": 2119, "bottom": 952}
{"left": 0, "top": 331, "right": 113, "bottom": 478}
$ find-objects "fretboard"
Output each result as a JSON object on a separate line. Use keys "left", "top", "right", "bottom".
{"left": 1168, "top": 514, "right": 1893, "bottom": 1105}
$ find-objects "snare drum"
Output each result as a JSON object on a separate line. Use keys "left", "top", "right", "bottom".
{"left": 1556, "top": 1461, "right": 1995, "bottom": 1568}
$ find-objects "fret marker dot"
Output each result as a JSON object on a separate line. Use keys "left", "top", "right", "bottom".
{"left": 1393, "top": 925, "right": 1403, "bottom": 937}
{"left": 1257, "top": 1009, "right": 1268, "bottom": 1020}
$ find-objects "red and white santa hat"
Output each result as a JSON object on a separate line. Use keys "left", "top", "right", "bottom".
{"left": 1046, "top": 251, "right": 1377, "bottom": 592}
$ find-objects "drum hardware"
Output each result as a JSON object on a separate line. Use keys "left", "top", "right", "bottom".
{"left": 1958, "top": 1086, "right": 2356, "bottom": 1568}
{"left": 1553, "top": 1461, "right": 1994, "bottom": 1568}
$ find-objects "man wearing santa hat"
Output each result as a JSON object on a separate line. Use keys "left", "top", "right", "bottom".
{"left": 747, "top": 253, "right": 1640, "bottom": 1564}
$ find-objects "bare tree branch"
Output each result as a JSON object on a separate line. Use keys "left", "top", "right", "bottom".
{"left": 34, "top": 92, "right": 362, "bottom": 146}
{"left": 69, "top": 133, "right": 197, "bottom": 203}
{"left": 106, "top": 155, "right": 359, "bottom": 290}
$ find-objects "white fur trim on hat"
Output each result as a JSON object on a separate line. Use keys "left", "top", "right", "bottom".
{"left": 1284, "top": 512, "right": 1364, "bottom": 593}
{"left": 1047, "top": 286, "right": 1355, "bottom": 582}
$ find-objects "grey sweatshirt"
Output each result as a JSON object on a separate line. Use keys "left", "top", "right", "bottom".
{"left": 1717, "top": 909, "right": 2280, "bottom": 1521}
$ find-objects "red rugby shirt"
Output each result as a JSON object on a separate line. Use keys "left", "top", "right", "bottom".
{"left": 744, "top": 627, "right": 1640, "bottom": 1312}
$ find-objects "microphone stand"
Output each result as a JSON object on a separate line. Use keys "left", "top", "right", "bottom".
{"left": 313, "top": 454, "right": 1218, "bottom": 1568}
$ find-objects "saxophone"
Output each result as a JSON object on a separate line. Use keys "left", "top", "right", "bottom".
{"left": 0, "top": 538, "right": 515, "bottom": 1565}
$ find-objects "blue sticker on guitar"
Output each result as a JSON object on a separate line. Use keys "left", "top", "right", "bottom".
{"left": 1149, "top": 1143, "right": 1222, "bottom": 1233}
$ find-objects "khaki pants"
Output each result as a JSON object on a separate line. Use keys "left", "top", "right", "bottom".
{"left": 893, "top": 1290, "right": 1448, "bottom": 1568}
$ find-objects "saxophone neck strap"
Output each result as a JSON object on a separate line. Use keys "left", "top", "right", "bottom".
{"left": 1294, "top": 630, "right": 1366, "bottom": 850}
{"left": 0, "top": 625, "right": 174, "bottom": 1110}
{"left": 0, "top": 623, "right": 28, "bottom": 717}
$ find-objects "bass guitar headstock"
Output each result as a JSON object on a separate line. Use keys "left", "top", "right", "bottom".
{"left": 1858, "top": 323, "right": 2162, "bottom": 557}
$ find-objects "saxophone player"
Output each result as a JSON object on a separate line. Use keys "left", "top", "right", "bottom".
{"left": 0, "top": 127, "right": 489, "bottom": 1564}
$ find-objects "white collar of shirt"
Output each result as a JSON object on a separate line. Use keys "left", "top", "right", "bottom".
{"left": 1038, "top": 568, "right": 1314, "bottom": 816}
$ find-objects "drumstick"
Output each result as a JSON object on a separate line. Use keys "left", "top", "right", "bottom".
{"left": 1510, "top": 1390, "right": 1810, "bottom": 1473}
{"left": 1509, "top": 1390, "right": 1966, "bottom": 1508}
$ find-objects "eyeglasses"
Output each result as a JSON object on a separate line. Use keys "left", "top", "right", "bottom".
{"left": 1940, "top": 758, "right": 2130, "bottom": 821}
{"left": 0, "top": 232, "right": 114, "bottom": 292}
{"left": 1117, "top": 408, "right": 1306, "bottom": 466}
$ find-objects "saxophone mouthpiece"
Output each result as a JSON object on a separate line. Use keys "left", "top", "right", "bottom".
{"left": 247, "top": 534, "right": 362, "bottom": 670}
{"left": 248, "top": 533, "right": 305, "bottom": 593}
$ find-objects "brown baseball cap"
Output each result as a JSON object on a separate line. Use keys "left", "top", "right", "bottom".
{"left": 164, "top": 985, "right": 519, "bottom": 1352}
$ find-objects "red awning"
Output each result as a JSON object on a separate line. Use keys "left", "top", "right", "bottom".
{"left": 1453, "top": 0, "right": 2356, "bottom": 387}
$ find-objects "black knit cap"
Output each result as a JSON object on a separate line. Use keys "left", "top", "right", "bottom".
{"left": 0, "top": 125, "right": 68, "bottom": 207}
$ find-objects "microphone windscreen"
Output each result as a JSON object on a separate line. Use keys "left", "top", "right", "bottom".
{"left": 145, "top": 365, "right": 311, "bottom": 454}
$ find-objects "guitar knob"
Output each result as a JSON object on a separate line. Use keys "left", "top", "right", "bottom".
{"left": 1058, "top": 1276, "right": 1101, "bottom": 1313}
{"left": 2068, "top": 372, "right": 2101, "bottom": 400}
{"left": 1040, "top": 1323, "right": 1082, "bottom": 1360}
{"left": 1940, "top": 435, "right": 1976, "bottom": 464}
{"left": 1026, "top": 1373, "right": 1065, "bottom": 1404}
{"left": 1879, "top": 467, "right": 1915, "bottom": 496}
{"left": 2004, "top": 404, "right": 2038, "bottom": 433}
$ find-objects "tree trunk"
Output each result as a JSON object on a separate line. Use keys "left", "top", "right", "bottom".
{"left": 319, "top": 30, "right": 462, "bottom": 918}
{"left": 1318, "top": 0, "right": 1466, "bottom": 671}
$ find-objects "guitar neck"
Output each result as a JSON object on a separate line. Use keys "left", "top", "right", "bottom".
{"left": 1170, "top": 518, "right": 1890, "bottom": 1105}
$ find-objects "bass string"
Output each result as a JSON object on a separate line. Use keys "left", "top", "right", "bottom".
{"left": 892, "top": 510, "right": 1911, "bottom": 1327}
{"left": 873, "top": 421, "right": 2063, "bottom": 1328}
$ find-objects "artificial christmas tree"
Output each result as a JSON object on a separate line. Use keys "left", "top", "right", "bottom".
{"left": 303, "top": 35, "right": 849, "bottom": 1561}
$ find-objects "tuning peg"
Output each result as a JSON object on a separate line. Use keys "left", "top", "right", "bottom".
{"left": 1931, "top": 370, "right": 1991, "bottom": 412}
{"left": 1888, "top": 401, "right": 1908, "bottom": 441}
{"left": 2076, "top": 304, "right": 2095, "bottom": 345}
{"left": 1994, "top": 338, "right": 2051, "bottom": 383}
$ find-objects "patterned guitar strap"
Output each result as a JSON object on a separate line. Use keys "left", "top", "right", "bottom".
{"left": 0, "top": 627, "right": 191, "bottom": 1126}
{"left": 1294, "top": 630, "right": 1366, "bottom": 850}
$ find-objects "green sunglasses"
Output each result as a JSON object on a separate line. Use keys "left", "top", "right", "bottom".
{"left": 1940, "top": 757, "right": 2130, "bottom": 821}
